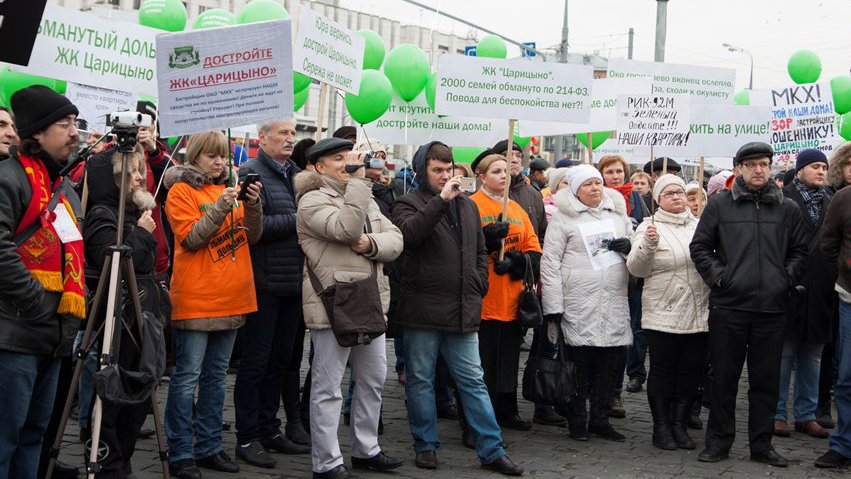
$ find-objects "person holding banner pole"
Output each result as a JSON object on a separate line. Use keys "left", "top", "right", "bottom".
{"left": 470, "top": 153, "right": 542, "bottom": 433}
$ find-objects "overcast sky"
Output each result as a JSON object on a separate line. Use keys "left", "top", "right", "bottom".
{"left": 340, "top": 0, "right": 850, "bottom": 91}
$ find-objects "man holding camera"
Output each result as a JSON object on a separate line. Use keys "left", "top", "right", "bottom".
{"left": 296, "top": 138, "right": 404, "bottom": 479}
{"left": 0, "top": 85, "right": 85, "bottom": 479}
{"left": 392, "top": 142, "right": 523, "bottom": 475}
{"left": 233, "top": 119, "right": 310, "bottom": 469}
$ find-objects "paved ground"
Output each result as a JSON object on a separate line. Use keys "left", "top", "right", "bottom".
{"left": 57, "top": 333, "right": 843, "bottom": 478}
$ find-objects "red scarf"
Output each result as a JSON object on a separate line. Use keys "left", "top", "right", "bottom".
{"left": 14, "top": 154, "right": 85, "bottom": 320}
{"left": 608, "top": 182, "right": 634, "bottom": 215}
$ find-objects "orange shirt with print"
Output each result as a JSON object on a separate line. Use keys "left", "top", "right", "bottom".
{"left": 166, "top": 182, "right": 257, "bottom": 321}
{"left": 470, "top": 191, "right": 542, "bottom": 322}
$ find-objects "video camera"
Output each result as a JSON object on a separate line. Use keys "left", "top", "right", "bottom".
{"left": 107, "top": 111, "right": 153, "bottom": 152}
{"left": 344, "top": 150, "right": 386, "bottom": 173}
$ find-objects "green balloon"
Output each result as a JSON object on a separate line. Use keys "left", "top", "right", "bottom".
{"left": 577, "top": 131, "right": 611, "bottom": 150}
{"left": 831, "top": 75, "right": 851, "bottom": 115}
{"left": 733, "top": 89, "right": 750, "bottom": 106}
{"left": 383, "top": 44, "right": 430, "bottom": 102}
{"left": 452, "top": 147, "right": 485, "bottom": 163}
{"left": 54, "top": 80, "right": 67, "bottom": 95}
{"left": 139, "top": 0, "right": 187, "bottom": 32}
{"left": 0, "top": 67, "right": 60, "bottom": 108}
{"left": 840, "top": 112, "right": 851, "bottom": 141}
{"left": 294, "top": 86, "right": 309, "bottom": 112}
{"left": 294, "top": 72, "right": 311, "bottom": 93}
{"left": 787, "top": 50, "right": 822, "bottom": 85}
{"left": 477, "top": 34, "right": 507, "bottom": 59}
{"left": 358, "top": 30, "right": 385, "bottom": 70}
{"left": 514, "top": 135, "right": 531, "bottom": 148}
{"left": 425, "top": 72, "right": 437, "bottom": 112}
{"left": 345, "top": 70, "right": 393, "bottom": 125}
{"left": 167, "top": 136, "right": 179, "bottom": 147}
{"left": 238, "top": 0, "right": 289, "bottom": 24}
{"left": 193, "top": 8, "right": 237, "bottom": 29}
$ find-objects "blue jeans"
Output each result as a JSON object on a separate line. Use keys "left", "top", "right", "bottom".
{"left": 73, "top": 331, "right": 97, "bottom": 429}
{"left": 165, "top": 328, "right": 237, "bottom": 463}
{"left": 831, "top": 301, "right": 851, "bottom": 457}
{"left": 0, "top": 352, "right": 60, "bottom": 479}
{"left": 775, "top": 339, "right": 823, "bottom": 423}
{"left": 403, "top": 328, "right": 504, "bottom": 464}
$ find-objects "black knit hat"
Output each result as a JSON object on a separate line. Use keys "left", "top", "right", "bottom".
{"left": 11, "top": 85, "right": 79, "bottom": 139}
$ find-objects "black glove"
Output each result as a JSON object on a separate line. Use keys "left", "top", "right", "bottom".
{"left": 494, "top": 251, "right": 524, "bottom": 279}
{"left": 544, "top": 313, "right": 562, "bottom": 324}
{"left": 608, "top": 237, "right": 632, "bottom": 254}
{"left": 483, "top": 221, "right": 510, "bottom": 253}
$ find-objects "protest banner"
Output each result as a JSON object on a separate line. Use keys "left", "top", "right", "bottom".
{"left": 750, "top": 82, "right": 840, "bottom": 165}
{"left": 435, "top": 55, "right": 594, "bottom": 123}
{"left": 616, "top": 94, "right": 691, "bottom": 147}
{"left": 156, "top": 20, "right": 294, "bottom": 138}
{"left": 519, "top": 77, "right": 652, "bottom": 136}
{"left": 0, "top": 0, "right": 48, "bottom": 66}
{"left": 64, "top": 82, "right": 136, "bottom": 134}
{"left": 293, "top": 7, "right": 364, "bottom": 94}
{"left": 607, "top": 58, "right": 736, "bottom": 104}
{"left": 10, "top": 5, "right": 159, "bottom": 96}
{"left": 361, "top": 93, "right": 507, "bottom": 147}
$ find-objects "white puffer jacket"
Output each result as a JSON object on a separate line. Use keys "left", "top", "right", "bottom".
{"left": 626, "top": 208, "right": 709, "bottom": 334}
{"left": 541, "top": 188, "right": 634, "bottom": 347}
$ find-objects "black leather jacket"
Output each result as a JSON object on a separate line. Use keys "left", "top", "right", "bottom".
{"left": 690, "top": 176, "right": 808, "bottom": 314}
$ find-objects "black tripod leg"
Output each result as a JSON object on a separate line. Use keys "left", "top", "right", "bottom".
{"left": 45, "top": 256, "right": 113, "bottom": 479}
{"left": 122, "top": 260, "right": 170, "bottom": 478}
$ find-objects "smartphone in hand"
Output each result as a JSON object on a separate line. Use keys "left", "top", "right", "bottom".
{"left": 237, "top": 173, "right": 260, "bottom": 201}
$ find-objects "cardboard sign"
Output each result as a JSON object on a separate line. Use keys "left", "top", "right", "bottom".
{"left": 64, "top": 82, "right": 136, "bottom": 134}
{"left": 0, "top": 1, "right": 48, "bottom": 66}
{"left": 361, "top": 93, "right": 507, "bottom": 147}
{"left": 616, "top": 94, "right": 691, "bottom": 147}
{"left": 156, "top": 20, "right": 294, "bottom": 137}
{"left": 11, "top": 5, "right": 159, "bottom": 96}
{"left": 519, "top": 77, "right": 653, "bottom": 136}
{"left": 750, "top": 82, "right": 841, "bottom": 165}
{"left": 608, "top": 58, "right": 736, "bottom": 103}
{"left": 293, "top": 8, "right": 364, "bottom": 94}
{"left": 435, "top": 55, "right": 593, "bottom": 122}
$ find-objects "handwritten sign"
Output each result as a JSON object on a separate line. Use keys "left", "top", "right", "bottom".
{"left": 616, "top": 94, "right": 691, "bottom": 147}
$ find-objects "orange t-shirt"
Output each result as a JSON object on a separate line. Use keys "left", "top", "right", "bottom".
{"left": 166, "top": 182, "right": 257, "bottom": 321}
{"left": 470, "top": 190, "right": 542, "bottom": 321}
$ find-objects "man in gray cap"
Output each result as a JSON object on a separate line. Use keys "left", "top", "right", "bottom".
{"left": 296, "top": 138, "right": 405, "bottom": 479}
{"left": 690, "top": 142, "right": 808, "bottom": 467}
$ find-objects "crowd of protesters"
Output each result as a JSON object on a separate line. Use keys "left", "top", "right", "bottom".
{"left": 0, "top": 85, "right": 850, "bottom": 479}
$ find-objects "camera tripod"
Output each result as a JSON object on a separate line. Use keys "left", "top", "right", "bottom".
{"left": 46, "top": 134, "right": 169, "bottom": 478}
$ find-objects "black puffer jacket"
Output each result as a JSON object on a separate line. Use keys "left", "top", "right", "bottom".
{"left": 690, "top": 176, "right": 808, "bottom": 313}
{"left": 238, "top": 149, "right": 303, "bottom": 295}
{"left": 782, "top": 183, "right": 836, "bottom": 342}
{"left": 392, "top": 142, "right": 488, "bottom": 333}
{"left": 0, "top": 150, "right": 81, "bottom": 357}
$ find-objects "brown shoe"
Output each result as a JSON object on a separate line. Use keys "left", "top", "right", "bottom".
{"left": 796, "top": 420, "right": 830, "bottom": 438}
{"left": 773, "top": 420, "right": 792, "bottom": 437}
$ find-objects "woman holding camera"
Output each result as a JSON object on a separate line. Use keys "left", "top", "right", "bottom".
{"left": 163, "top": 130, "right": 263, "bottom": 479}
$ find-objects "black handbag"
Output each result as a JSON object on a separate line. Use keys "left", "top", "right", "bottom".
{"left": 522, "top": 317, "right": 576, "bottom": 408}
{"left": 516, "top": 254, "right": 543, "bottom": 328}
{"left": 305, "top": 219, "right": 386, "bottom": 348}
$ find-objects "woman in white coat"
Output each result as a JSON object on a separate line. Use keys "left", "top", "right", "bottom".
{"left": 540, "top": 165, "right": 634, "bottom": 442}
{"left": 626, "top": 175, "right": 709, "bottom": 452}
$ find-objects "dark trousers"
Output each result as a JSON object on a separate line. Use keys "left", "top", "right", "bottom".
{"left": 645, "top": 330, "right": 709, "bottom": 399}
{"left": 705, "top": 308, "right": 785, "bottom": 454}
{"left": 625, "top": 280, "right": 648, "bottom": 382}
{"left": 234, "top": 293, "right": 302, "bottom": 443}
{"left": 567, "top": 346, "right": 625, "bottom": 428}
{"left": 478, "top": 320, "right": 522, "bottom": 420}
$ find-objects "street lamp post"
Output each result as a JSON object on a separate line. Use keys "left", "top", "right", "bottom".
{"left": 723, "top": 43, "right": 754, "bottom": 89}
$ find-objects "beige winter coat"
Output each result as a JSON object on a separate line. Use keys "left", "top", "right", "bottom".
{"left": 295, "top": 172, "right": 403, "bottom": 331}
{"left": 626, "top": 208, "right": 709, "bottom": 334}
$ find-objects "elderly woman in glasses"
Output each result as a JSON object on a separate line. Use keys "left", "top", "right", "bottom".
{"left": 626, "top": 175, "right": 709, "bottom": 452}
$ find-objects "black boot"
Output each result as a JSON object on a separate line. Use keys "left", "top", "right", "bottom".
{"left": 283, "top": 372, "right": 310, "bottom": 445}
{"left": 688, "top": 399, "right": 703, "bottom": 430}
{"left": 670, "top": 397, "right": 697, "bottom": 449}
{"left": 648, "top": 396, "right": 677, "bottom": 450}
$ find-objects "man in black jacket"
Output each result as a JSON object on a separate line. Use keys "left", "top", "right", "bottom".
{"left": 233, "top": 119, "right": 310, "bottom": 470}
{"left": 0, "top": 107, "right": 18, "bottom": 160}
{"left": 0, "top": 86, "right": 83, "bottom": 479}
{"left": 690, "top": 142, "right": 808, "bottom": 467}
{"left": 392, "top": 142, "right": 523, "bottom": 476}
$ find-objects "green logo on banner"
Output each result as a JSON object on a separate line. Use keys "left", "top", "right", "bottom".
{"left": 169, "top": 46, "right": 200, "bottom": 69}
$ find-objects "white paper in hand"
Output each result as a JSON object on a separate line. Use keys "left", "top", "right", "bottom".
{"left": 52, "top": 205, "right": 83, "bottom": 244}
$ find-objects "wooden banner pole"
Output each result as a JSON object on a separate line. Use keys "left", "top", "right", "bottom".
{"left": 499, "top": 118, "right": 517, "bottom": 261}
{"left": 586, "top": 132, "right": 594, "bottom": 165}
{"left": 650, "top": 145, "right": 656, "bottom": 224}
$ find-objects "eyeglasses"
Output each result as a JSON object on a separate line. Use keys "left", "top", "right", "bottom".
{"left": 742, "top": 161, "right": 771, "bottom": 171}
{"left": 54, "top": 121, "right": 78, "bottom": 131}
{"left": 660, "top": 190, "right": 687, "bottom": 199}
